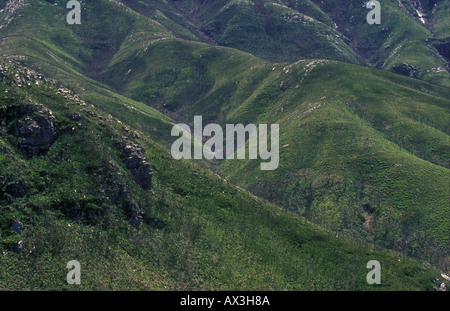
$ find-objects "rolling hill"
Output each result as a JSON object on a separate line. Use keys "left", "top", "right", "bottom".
{"left": 115, "top": 0, "right": 450, "bottom": 86}
{"left": 0, "top": 0, "right": 448, "bottom": 290}
{"left": 1, "top": 57, "right": 446, "bottom": 291}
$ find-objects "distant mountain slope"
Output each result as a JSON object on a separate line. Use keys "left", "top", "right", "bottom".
{"left": 2, "top": 59, "right": 448, "bottom": 291}
{"left": 0, "top": 0, "right": 448, "bottom": 276}
{"left": 115, "top": 0, "right": 449, "bottom": 86}
{"left": 101, "top": 38, "right": 449, "bottom": 269}
{"left": 0, "top": 0, "right": 176, "bottom": 144}
{"left": 2, "top": 0, "right": 446, "bottom": 85}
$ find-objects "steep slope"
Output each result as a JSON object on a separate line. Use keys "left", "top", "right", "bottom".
{"left": 2, "top": 59, "right": 448, "bottom": 290}
{"left": 102, "top": 39, "right": 450, "bottom": 269}
{"left": 116, "top": 0, "right": 449, "bottom": 86}
{"left": 0, "top": 0, "right": 447, "bottom": 269}
{"left": 1, "top": 0, "right": 447, "bottom": 86}
{"left": 304, "top": 0, "right": 449, "bottom": 86}
{"left": 0, "top": 0, "right": 448, "bottom": 277}
{"left": 0, "top": 0, "right": 176, "bottom": 145}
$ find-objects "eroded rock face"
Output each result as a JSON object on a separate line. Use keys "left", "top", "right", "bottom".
{"left": 69, "top": 113, "right": 83, "bottom": 121}
{"left": 98, "top": 161, "right": 128, "bottom": 205}
{"left": 0, "top": 104, "right": 56, "bottom": 157}
{"left": 5, "top": 180, "right": 29, "bottom": 199}
{"left": 117, "top": 138, "right": 153, "bottom": 189}
{"left": 127, "top": 202, "right": 143, "bottom": 229}
{"left": 15, "top": 111, "right": 56, "bottom": 157}
{"left": 392, "top": 63, "right": 420, "bottom": 78}
{"left": 11, "top": 240, "right": 23, "bottom": 254}
{"left": 147, "top": 218, "right": 166, "bottom": 230}
{"left": 124, "top": 155, "right": 153, "bottom": 189}
{"left": 0, "top": 104, "right": 29, "bottom": 121}
{"left": 62, "top": 202, "right": 104, "bottom": 224}
{"left": 0, "top": 146, "right": 12, "bottom": 154}
{"left": 126, "top": 202, "right": 166, "bottom": 230}
{"left": 11, "top": 220, "right": 23, "bottom": 234}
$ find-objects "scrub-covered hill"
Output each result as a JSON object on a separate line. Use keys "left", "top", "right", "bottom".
{"left": 1, "top": 59, "right": 447, "bottom": 290}
{"left": 116, "top": 0, "right": 450, "bottom": 86}
{"left": 0, "top": 0, "right": 448, "bottom": 290}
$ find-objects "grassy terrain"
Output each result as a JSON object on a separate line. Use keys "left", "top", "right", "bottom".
{"left": 0, "top": 59, "right": 447, "bottom": 290}
{"left": 303, "top": 0, "right": 449, "bottom": 86}
{"left": 100, "top": 33, "right": 449, "bottom": 269}
{"left": 1, "top": 0, "right": 447, "bottom": 87}
{"left": 111, "top": 0, "right": 450, "bottom": 86}
{"left": 0, "top": 0, "right": 448, "bottom": 290}
{"left": 0, "top": 0, "right": 177, "bottom": 145}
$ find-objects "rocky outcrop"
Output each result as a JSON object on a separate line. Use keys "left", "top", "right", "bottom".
{"left": 0, "top": 104, "right": 56, "bottom": 157}
{"left": 432, "top": 275, "right": 449, "bottom": 291}
{"left": 69, "top": 112, "right": 83, "bottom": 121}
{"left": 0, "top": 104, "right": 36, "bottom": 121}
{"left": 147, "top": 218, "right": 166, "bottom": 230}
{"left": 126, "top": 202, "right": 166, "bottom": 230}
{"left": 0, "top": 146, "right": 12, "bottom": 154}
{"left": 11, "top": 220, "right": 23, "bottom": 234}
{"left": 14, "top": 111, "right": 56, "bottom": 157}
{"left": 127, "top": 202, "right": 143, "bottom": 229}
{"left": 117, "top": 137, "right": 153, "bottom": 189}
{"left": 62, "top": 201, "right": 105, "bottom": 225}
{"left": 124, "top": 155, "right": 153, "bottom": 189}
{"left": 4, "top": 180, "right": 29, "bottom": 199}
{"left": 392, "top": 63, "right": 420, "bottom": 79}
{"left": 11, "top": 240, "right": 23, "bottom": 254}
{"left": 98, "top": 161, "right": 129, "bottom": 205}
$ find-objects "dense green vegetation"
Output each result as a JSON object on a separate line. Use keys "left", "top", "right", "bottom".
{"left": 101, "top": 38, "right": 449, "bottom": 268}
{"left": 0, "top": 0, "right": 448, "bottom": 290}
{"left": 0, "top": 59, "right": 447, "bottom": 290}
{"left": 114, "top": 0, "right": 450, "bottom": 86}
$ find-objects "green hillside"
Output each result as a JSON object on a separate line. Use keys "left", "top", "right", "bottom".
{"left": 1, "top": 59, "right": 447, "bottom": 290}
{"left": 3, "top": 0, "right": 445, "bottom": 86}
{"left": 113, "top": 0, "right": 450, "bottom": 86}
{"left": 101, "top": 39, "right": 450, "bottom": 269}
{"left": 0, "top": 0, "right": 448, "bottom": 290}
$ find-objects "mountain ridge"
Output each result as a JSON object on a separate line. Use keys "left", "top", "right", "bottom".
{"left": 0, "top": 58, "right": 446, "bottom": 290}
{"left": 0, "top": 0, "right": 448, "bottom": 289}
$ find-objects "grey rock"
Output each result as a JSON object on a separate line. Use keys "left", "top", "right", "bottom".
{"left": 125, "top": 154, "right": 141, "bottom": 168}
{"left": 15, "top": 111, "right": 56, "bottom": 157}
{"left": 123, "top": 145, "right": 134, "bottom": 155}
{"left": 63, "top": 202, "right": 103, "bottom": 224}
{"left": 125, "top": 156, "right": 153, "bottom": 189}
{"left": 66, "top": 203, "right": 83, "bottom": 221}
{"left": 1, "top": 105, "right": 56, "bottom": 158}
{"left": 127, "top": 202, "right": 143, "bottom": 229}
{"left": 83, "top": 109, "right": 97, "bottom": 118}
{"left": 0, "top": 146, "right": 12, "bottom": 154}
{"left": 11, "top": 240, "right": 23, "bottom": 254}
{"left": 5, "top": 180, "right": 29, "bottom": 199}
{"left": 98, "top": 162, "right": 128, "bottom": 205}
{"left": 392, "top": 63, "right": 420, "bottom": 78}
{"left": 148, "top": 218, "right": 166, "bottom": 230}
{"left": 117, "top": 138, "right": 153, "bottom": 189}
{"left": 11, "top": 220, "right": 23, "bottom": 234}
{"left": 69, "top": 113, "right": 83, "bottom": 121}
